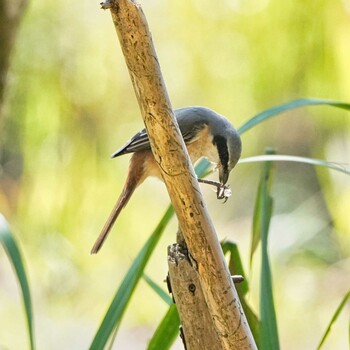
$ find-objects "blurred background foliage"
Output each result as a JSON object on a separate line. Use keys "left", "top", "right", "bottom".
{"left": 0, "top": 0, "right": 349, "bottom": 349}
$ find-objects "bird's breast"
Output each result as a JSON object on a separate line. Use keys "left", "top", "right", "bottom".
{"left": 186, "top": 126, "right": 220, "bottom": 165}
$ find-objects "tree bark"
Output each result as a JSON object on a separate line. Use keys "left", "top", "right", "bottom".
{"left": 168, "top": 242, "right": 222, "bottom": 350}
{"left": 102, "top": 0, "right": 257, "bottom": 348}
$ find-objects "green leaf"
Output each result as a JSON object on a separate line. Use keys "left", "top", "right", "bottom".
{"left": 221, "top": 240, "right": 260, "bottom": 346}
{"left": 0, "top": 214, "right": 35, "bottom": 350}
{"left": 90, "top": 206, "right": 174, "bottom": 350}
{"left": 221, "top": 240, "right": 249, "bottom": 296}
{"left": 147, "top": 303, "right": 180, "bottom": 350}
{"left": 317, "top": 290, "right": 350, "bottom": 350}
{"left": 143, "top": 273, "right": 173, "bottom": 305}
{"left": 239, "top": 155, "right": 349, "bottom": 176}
{"left": 252, "top": 154, "right": 280, "bottom": 350}
{"left": 250, "top": 148, "right": 275, "bottom": 267}
{"left": 237, "top": 98, "right": 350, "bottom": 135}
{"left": 250, "top": 180, "right": 263, "bottom": 267}
{"left": 195, "top": 158, "right": 213, "bottom": 179}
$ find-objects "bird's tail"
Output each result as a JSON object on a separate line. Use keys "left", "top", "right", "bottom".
{"left": 90, "top": 177, "right": 137, "bottom": 254}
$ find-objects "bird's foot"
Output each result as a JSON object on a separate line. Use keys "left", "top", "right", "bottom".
{"left": 197, "top": 178, "right": 232, "bottom": 202}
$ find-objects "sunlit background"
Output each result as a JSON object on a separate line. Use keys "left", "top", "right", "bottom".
{"left": 1, "top": 0, "right": 349, "bottom": 349}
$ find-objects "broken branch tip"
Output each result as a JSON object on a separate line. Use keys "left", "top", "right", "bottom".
{"left": 100, "top": 0, "right": 112, "bottom": 10}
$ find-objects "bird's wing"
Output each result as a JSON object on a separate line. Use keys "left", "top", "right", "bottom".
{"left": 111, "top": 129, "right": 150, "bottom": 158}
{"left": 180, "top": 121, "right": 207, "bottom": 144}
{"left": 111, "top": 116, "right": 207, "bottom": 158}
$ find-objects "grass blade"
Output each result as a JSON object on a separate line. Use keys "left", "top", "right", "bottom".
{"left": 317, "top": 290, "right": 350, "bottom": 349}
{"left": 253, "top": 156, "right": 280, "bottom": 350}
{"left": 221, "top": 240, "right": 249, "bottom": 296}
{"left": 249, "top": 149, "right": 275, "bottom": 267}
{"left": 237, "top": 98, "right": 350, "bottom": 135}
{"left": 250, "top": 178, "right": 263, "bottom": 267}
{"left": 195, "top": 158, "right": 213, "bottom": 178}
{"left": 239, "top": 155, "right": 350, "bottom": 175}
{"left": 89, "top": 206, "right": 174, "bottom": 350}
{"left": 250, "top": 178, "right": 262, "bottom": 266}
{"left": 144, "top": 275, "right": 180, "bottom": 350}
{"left": 147, "top": 304, "right": 180, "bottom": 350}
{"left": 143, "top": 273, "right": 173, "bottom": 305}
{"left": 0, "top": 214, "right": 35, "bottom": 350}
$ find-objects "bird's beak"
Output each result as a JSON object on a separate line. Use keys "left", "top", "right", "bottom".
{"left": 219, "top": 167, "right": 229, "bottom": 185}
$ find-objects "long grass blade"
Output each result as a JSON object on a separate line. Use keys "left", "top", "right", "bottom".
{"left": 316, "top": 290, "right": 350, "bottom": 349}
{"left": 250, "top": 178, "right": 262, "bottom": 268}
{"left": 143, "top": 273, "right": 173, "bottom": 305}
{"left": 89, "top": 206, "right": 174, "bottom": 350}
{"left": 239, "top": 155, "right": 349, "bottom": 175}
{"left": 147, "top": 303, "right": 180, "bottom": 350}
{"left": 253, "top": 158, "right": 280, "bottom": 350}
{"left": 221, "top": 241, "right": 249, "bottom": 296}
{"left": 249, "top": 149, "right": 275, "bottom": 267}
{"left": 0, "top": 214, "right": 35, "bottom": 350}
{"left": 237, "top": 98, "right": 350, "bottom": 135}
{"left": 144, "top": 276, "right": 180, "bottom": 350}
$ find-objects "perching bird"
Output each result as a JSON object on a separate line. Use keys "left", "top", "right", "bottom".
{"left": 91, "top": 106, "right": 242, "bottom": 254}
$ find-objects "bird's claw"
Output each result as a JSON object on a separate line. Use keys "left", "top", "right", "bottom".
{"left": 216, "top": 184, "right": 232, "bottom": 202}
{"left": 197, "top": 178, "right": 232, "bottom": 202}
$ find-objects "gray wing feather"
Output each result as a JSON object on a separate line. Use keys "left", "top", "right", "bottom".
{"left": 111, "top": 107, "right": 209, "bottom": 158}
{"left": 111, "top": 129, "right": 150, "bottom": 158}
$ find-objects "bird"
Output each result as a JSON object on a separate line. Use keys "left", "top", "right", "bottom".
{"left": 91, "top": 106, "right": 242, "bottom": 254}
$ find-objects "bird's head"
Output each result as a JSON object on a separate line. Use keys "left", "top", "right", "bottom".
{"left": 213, "top": 127, "right": 242, "bottom": 185}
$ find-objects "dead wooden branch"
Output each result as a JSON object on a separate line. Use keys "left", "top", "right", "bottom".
{"left": 168, "top": 242, "right": 222, "bottom": 350}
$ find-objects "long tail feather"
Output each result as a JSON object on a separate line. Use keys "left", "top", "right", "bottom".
{"left": 90, "top": 180, "right": 137, "bottom": 254}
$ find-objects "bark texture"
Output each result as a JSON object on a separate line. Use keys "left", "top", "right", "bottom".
{"left": 168, "top": 243, "right": 222, "bottom": 350}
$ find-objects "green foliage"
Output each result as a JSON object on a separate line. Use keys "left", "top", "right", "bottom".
{"left": 240, "top": 155, "right": 350, "bottom": 175}
{"left": 237, "top": 99, "right": 350, "bottom": 135}
{"left": 252, "top": 150, "right": 280, "bottom": 350}
{"left": 143, "top": 274, "right": 173, "bottom": 306}
{"left": 0, "top": 215, "right": 35, "bottom": 350}
{"left": 147, "top": 304, "right": 180, "bottom": 350}
{"left": 222, "top": 240, "right": 249, "bottom": 296}
{"left": 142, "top": 275, "right": 180, "bottom": 350}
